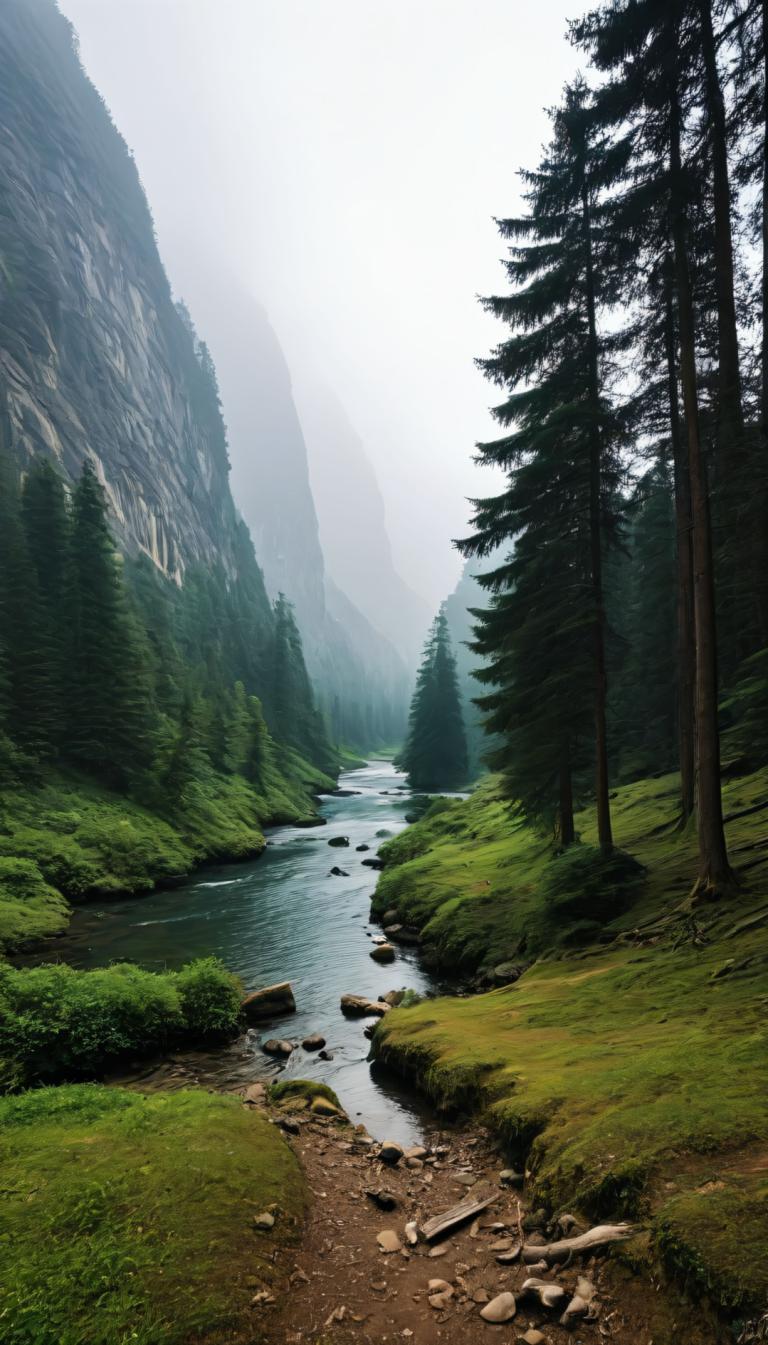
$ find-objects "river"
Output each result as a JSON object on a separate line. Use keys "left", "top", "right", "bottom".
{"left": 44, "top": 761, "right": 444, "bottom": 1145}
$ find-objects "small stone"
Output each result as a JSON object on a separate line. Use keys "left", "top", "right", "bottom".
{"left": 428, "top": 1246, "right": 448, "bottom": 1258}
{"left": 480, "top": 1291, "right": 517, "bottom": 1323}
{"left": 517, "top": 1332, "right": 546, "bottom": 1345}
{"left": 302, "top": 1033, "right": 326, "bottom": 1050}
{"left": 328, "top": 835, "right": 350, "bottom": 847}
{"left": 429, "top": 1291, "right": 454, "bottom": 1310}
{"left": 370, "top": 1280, "right": 387, "bottom": 1293}
{"left": 379, "top": 1139, "right": 405, "bottom": 1165}
{"left": 370, "top": 943, "right": 396, "bottom": 964}
{"left": 405, "top": 1156, "right": 424, "bottom": 1170}
{"left": 405, "top": 1145, "right": 428, "bottom": 1161}
{"left": 253, "top": 1212, "right": 275, "bottom": 1231}
{"left": 454, "top": 1172, "right": 477, "bottom": 1186}
{"left": 428, "top": 1279, "right": 452, "bottom": 1293}
{"left": 472, "top": 1288, "right": 490, "bottom": 1304}
{"left": 404, "top": 1221, "right": 419, "bottom": 1246}
{"left": 318, "top": 1049, "right": 334, "bottom": 1060}
{"left": 243, "top": 1082, "right": 266, "bottom": 1104}
{"left": 262, "top": 1038, "right": 294, "bottom": 1058}
{"left": 499, "top": 1169, "right": 524, "bottom": 1188}
{"left": 377, "top": 1230, "right": 402, "bottom": 1253}
{"left": 366, "top": 1188, "right": 399, "bottom": 1211}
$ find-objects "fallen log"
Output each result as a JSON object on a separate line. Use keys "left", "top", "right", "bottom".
{"left": 523, "top": 1223, "right": 635, "bottom": 1264}
{"left": 420, "top": 1193, "right": 497, "bottom": 1242}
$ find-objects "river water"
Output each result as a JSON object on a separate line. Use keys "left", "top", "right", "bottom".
{"left": 44, "top": 761, "right": 444, "bottom": 1145}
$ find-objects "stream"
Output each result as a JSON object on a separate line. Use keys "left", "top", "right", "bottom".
{"left": 42, "top": 761, "right": 445, "bottom": 1145}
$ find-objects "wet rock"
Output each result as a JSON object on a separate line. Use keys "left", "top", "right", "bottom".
{"left": 241, "top": 981, "right": 296, "bottom": 1022}
{"left": 262, "top": 1038, "right": 294, "bottom": 1058}
{"left": 340, "top": 993, "right": 390, "bottom": 1017}
{"left": 366, "top": 1189, "right": 399, "bottom": 1212}
{"left": 328, "top": 836, "right": 350, "bottom": 847}
{"left": 302, "top": 1033, "right": 326, "bottom": 1051}
{"left": 379, "top": 1139, "right": 404, "bottom": 1166}
{"left": 356, "top": 844, "right": 370, "bottom": 851}
{"left": 361, "top": 857, "right": 384, "bottom": 870}
{"left": 318, "top": 1049, "right": 333, "bottom": 1061}
{"left": 253, "top": 1211, "right": 275, "bottom": 1231}
{"left": 480, "top": 1291, "right": 517, "bottom": 1323}
{"left": 243, "top": 1082, "right": 266, "bottom": 1104}
{"left": 329, "top": 866, "right": 349, "bottom": 877}
{"left": 370, "top": 943, "right": 396, "bottom": 964}
{"left": 377, "top": 1230, "right": 402, "bottom": 1253}
{"left": 499, "top": 1169, "right": 525, "bottom": 1188}
{"left": 382, "top": 989, "right": 406, "bottom": 1006}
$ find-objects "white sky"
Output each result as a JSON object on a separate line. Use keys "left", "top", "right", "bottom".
{"left": 60, "top": 0, "right": 578, "bottom": 605}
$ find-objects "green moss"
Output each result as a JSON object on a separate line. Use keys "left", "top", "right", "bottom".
{"left": 373, "top": 766, "right": 768, "bottom": 1314}
{"left": 268, "top": 1078, "right": 343, "bottom": 1109}
{"left": 0, "top": 1083, "right": 305, "bottom": 1345}
{"left": 0, "top": 857, "right": 70, "bottom": 950}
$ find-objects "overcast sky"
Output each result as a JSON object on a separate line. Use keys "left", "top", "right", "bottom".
{"left": 60, "top": 0, "right": 577, "bottom": 606}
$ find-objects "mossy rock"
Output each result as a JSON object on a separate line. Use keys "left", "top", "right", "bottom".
{"left": 269, "top": 1078, "right": 343, "bottom": 1111}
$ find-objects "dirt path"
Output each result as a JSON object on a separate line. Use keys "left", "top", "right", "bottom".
{"left": 245, "top": 1096, "right": 640, "bottom": 1345}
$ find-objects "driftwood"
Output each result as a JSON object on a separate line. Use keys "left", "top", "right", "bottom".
{"left": 523, "top": 1222, "right": 635, "bottom": 1265}
{"left": 420, "top": 1193, "right": 497, "bottom": 1242}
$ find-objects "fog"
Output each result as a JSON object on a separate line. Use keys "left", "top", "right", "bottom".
{"left": 59, "top": 0, "right": 576, "bottom": 607}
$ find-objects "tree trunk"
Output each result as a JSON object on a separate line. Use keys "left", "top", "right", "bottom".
{"left": 669, "top": 77, "right": 735, "bottom": 895}
{"left": 559, "top": 744, "right": 575, "bottom": 847}
{"left": 664, "top": 257, "right": 696, "bottom": 823}
{"left": 582, "top": 180, "right": 613, "bottom": 854}
{"left": 697, "top": 0, "right": 743, "bottom": 443}
{"left": 759, "top": 0, "right": 768, "bottom": 645}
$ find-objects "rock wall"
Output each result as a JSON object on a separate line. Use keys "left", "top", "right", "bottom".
{"left": 0, "top": 0, "right": 238, "bottom": 582}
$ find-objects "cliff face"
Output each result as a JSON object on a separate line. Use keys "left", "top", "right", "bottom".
{"left": 0, "top": 0, "right": 238, "bottom": 582}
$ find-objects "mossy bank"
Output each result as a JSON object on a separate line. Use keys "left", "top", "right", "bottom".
{"left": 372, "top": 768, "right": 768, "bottom": 1330}
{"left": 0, "top": 1084, "right": 305, "bottom": 1345}
{"left": 0, "top": 751, "right": 333, "bottom": 955}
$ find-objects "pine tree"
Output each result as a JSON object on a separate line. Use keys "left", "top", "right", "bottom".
{"left": 459, "top": 83, "right": 625, "bottom": 849}
{"left": 65, "top": 460, "right": 156, "bottom": 785}
{"left": 270, "top": 594, "right": 335, "bottom": 775}
{"left": 399, "top": 610, "right": 467, "bottom": 791}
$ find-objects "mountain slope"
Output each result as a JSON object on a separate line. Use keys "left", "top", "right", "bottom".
{"left": 298, "top": 384, "right": 430, "bottom": 665}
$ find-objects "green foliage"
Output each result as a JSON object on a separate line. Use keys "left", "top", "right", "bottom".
{"left": 0, "top": 1084, "right": 305, "bottom": 1344}
{"left": 0, "top": 857, "right": 69, "bottom": 951}
{"left": 398, "top": 609, "right": 468, "bottom": 790}
{"left": 0, "top": 957, "right": 242, "bottom": 1087}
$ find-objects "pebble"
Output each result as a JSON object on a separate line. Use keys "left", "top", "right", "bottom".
{"left": 517, "top": 1331, "right": 546, "bottom": 1345}
{"left": 429, "top": 1290, "right": 453, "bottom": 1310}
{"left": 404, "top": 1221, "right": 419, "bottom": 1246}
{"left": 480, "top": 1291, "right": 517, "bottom": 1323}
{"left": 377, "top": 1230, "right": 402, "bottom": 1253}
{"left": 261, "top": 1038, "right": 294, "bottom": 1058}
{"left": 379, "top": 1139, "right": 404, "bottom": 1165}
{"left": 454, "top": 1172, "right": 477, "bottom": 1186}
{"left": 302, "top": 1034, "right": 326, "bottom": 1050}
{"left": 499, "top": 1169, "right": 525, "bottom": 1188}
{"left": 428, "top": 1246, "right": 448, "bottom": 1258}
{"left": 253, "top": 1212, "right": 275, "bottom": 1230}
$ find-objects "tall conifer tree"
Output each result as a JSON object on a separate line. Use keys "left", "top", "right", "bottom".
{"left": 399, "top": 610, "right": 467, "bottom": 791}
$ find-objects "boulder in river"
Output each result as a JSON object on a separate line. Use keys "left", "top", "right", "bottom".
{"left": 362, "top": 857, "right": 385, "bottom": 869}
{"left": 262, "top": 1038, "right": 294, "bottom": 1058}
{"left": 340, "top": 993, "right": 390, "bottom": 1016}
{"left": 301, "top": 1033, "right": 326, "bottom": 1051}
{"left": 356, "top": 844, "right": 370, "bottom": 852}
{"left": 329, "top": 866, "right": 349, "bottom": 876}
{"left": 370, "top": 943, "right": 396, "bottom": 964}
{"left": 328, "top": 835, "right": 350, "bottom": 848}
{"left": 241, "top": 981, "right": 296, "bottom": 1022}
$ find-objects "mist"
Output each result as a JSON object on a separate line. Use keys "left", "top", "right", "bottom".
{"left": 59, "top": 0, "right": 576, "bottom": 608}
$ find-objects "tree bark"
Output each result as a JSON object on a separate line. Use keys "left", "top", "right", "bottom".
{"left": 697, "top": 0, "right": 743, "bottom": 444}
{"left": 759, "top": 0, "right": 768, "bottom": 644}
{"left": 669, "top": 75, "right": 735, "bottom": 895}
{"left": 664, "top": 257, "right": 696, "bottom": 823}
{"left": 582, "top": 180, "right": 613, "bottom": 854}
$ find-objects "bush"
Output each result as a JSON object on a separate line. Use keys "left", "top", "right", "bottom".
{"left": 528, "top": 843, "right": 646, "bottom": 951}
{"left": 0, "top": 857, "right": 70, "bottom": 952}
{"left": 0, "top": 957, "right": 243, "bottom": 1088}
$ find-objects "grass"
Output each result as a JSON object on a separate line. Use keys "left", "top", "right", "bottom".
{"left": 0, "top": 751, "right": 333, "bottom": 953}
{"left": 373, "top": 767, "right": 768, "bottom": 1319}
{"left": 0, "top": 1083, "right": 305, "bottom": 1345}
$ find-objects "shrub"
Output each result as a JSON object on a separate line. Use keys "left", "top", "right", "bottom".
{"left": 528, "top": 843, "right": 646, "bottom": 951}
{"left": 0, "top": 957, "right": 243, "bottom": 1088}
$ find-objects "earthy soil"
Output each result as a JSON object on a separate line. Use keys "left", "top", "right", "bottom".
{"left": 238, "top": 1092, "right": 691, "bottom": 1345}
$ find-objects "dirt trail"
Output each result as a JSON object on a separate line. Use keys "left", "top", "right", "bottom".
{"left": 244, "top": 1095, "right": 648, "bottom": 1345}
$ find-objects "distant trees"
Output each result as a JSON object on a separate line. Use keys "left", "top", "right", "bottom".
{"left": 465, "top": 0, "right": 768, "bottom": 893}
{"left": 0, "top": 451, "right": 335, "bottom": 803}
{"left": 399, "top": 610, "right": 467, "bottom": 791}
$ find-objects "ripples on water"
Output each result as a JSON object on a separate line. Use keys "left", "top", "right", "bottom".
{"left": 43, "top": 761, "right": 446, "bottom": 1144}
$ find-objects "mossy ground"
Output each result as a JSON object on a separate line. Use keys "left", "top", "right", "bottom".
{"left": 373, "top": 768, "right": 768, "bottom": 1319}
{"left": 0, "top": 751, "right": 333, "bottom": 953}
{"left": 0, "top": 1084, "right": 305, "bottom": 1345}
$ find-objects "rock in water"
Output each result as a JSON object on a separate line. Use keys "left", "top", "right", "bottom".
{"left": 340, "top": 993, "right": 390, "bottom": 1016}
{"left": 329, "top": 866, "right": 349, "bottom": 876}
{"left": 480, "top": 1292, "right": 517, "bottom": 1323}
{"left": 302, "top": 1033, "right": 326, "bottom": 1050}
{"left": 241, "top": 981, "right": 296, "bottom": 1022}
{"left": 370, "top": 943, "right": 396, "bottom": 964}
{"left": 328, "top": 835, "right": 350, "bottom": 847}
{"left": 262, "top": 1038, "right": 294, "bottom": 1058}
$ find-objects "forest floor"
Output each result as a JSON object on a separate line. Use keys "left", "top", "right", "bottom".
{"left": 247, "top": 1087, "right": 726, "bottom": 1345}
